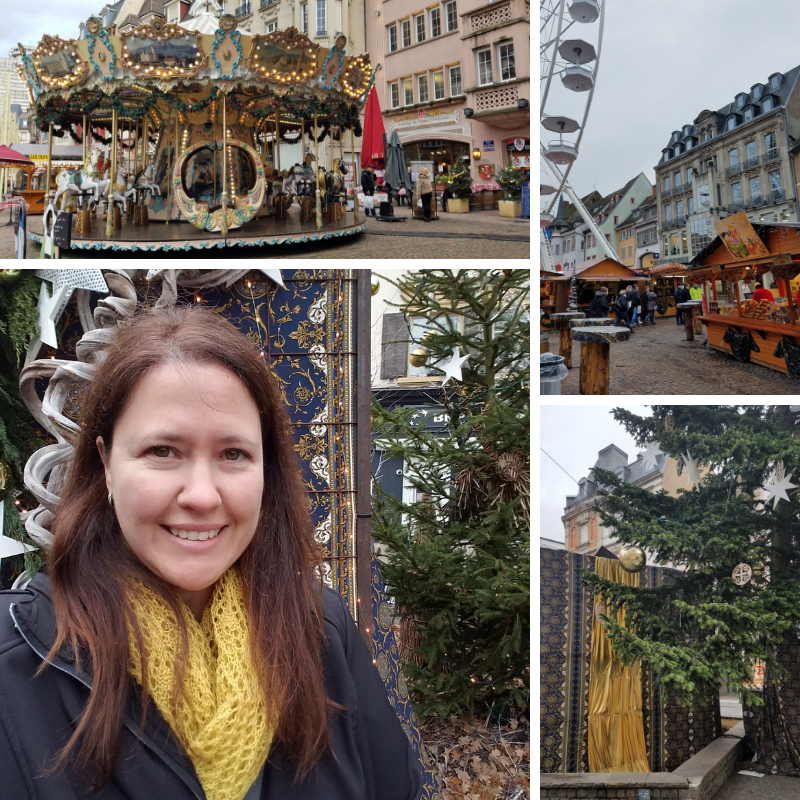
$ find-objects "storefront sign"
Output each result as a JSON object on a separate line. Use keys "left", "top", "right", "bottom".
{"left": 483, "top": 140, "right": 495, "bottom": 151}
{"left": 713, "top": 211, "right": 770, "bottom": 260}
{"left": 513, "top": 138, "right": 526, "bottom": 151}
{"left": 512, "top": 155, "right": 530, "bottom": 168}
{"left": 390, "top": 109, "right": 460, "bottom": 132}
{"left": 774, "top": 254, "right": 792, "bottom": 265}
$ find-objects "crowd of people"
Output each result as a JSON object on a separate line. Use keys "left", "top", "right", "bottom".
{"left": 359, "top": 165, "right": 447, "bottom": 221}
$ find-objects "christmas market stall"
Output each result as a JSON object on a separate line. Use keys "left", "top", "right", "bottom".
{"left": 15, "top": 5, "right": 374, "bottom": 252}
{"left": 0, "top": 146, "right": 36, "bottom": 212}
{"left": 566, "top": 258, "right": 643, "bottom": 315}
{"left": 689, "top": 215, "right": 800, "bottom": 377}
{"left": 635, "top": 261, "right": 691, "bottom": 319}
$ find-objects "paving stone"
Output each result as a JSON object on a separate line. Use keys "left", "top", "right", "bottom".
{"left": 711, "top": 772, "right": 800, "bottom": 799}
{"left": 547, "top": 320, "right": 800, "bottom": 395}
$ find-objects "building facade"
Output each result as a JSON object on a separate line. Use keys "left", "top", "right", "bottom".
{"left": 614, "top": 193, "right": 659, "bottom": 271}
{"left": 655, "top": 66, "right": 800, "bottom": 267}
{"left": 365, "top": 0, "right": 529, "bottom": 184}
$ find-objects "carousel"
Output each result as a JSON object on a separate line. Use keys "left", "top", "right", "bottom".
{"left": 16, "top": 1, "right": 374, "bottom": 252}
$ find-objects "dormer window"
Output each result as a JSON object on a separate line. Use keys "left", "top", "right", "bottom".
{"left": 744, "top": 106, "right": 754, "bottom": 122}
{"left": 736, "top": 93, "right": 747, "bottom": 108}
{"left": 686, "top": 138, "right": 693, "bottom": 150}
{"left": 675, "top": 144, "right": 683, "bottom": 154}
{"left": 752, "top": 84, "right": 763, "bottom": 99}
{"left": 770, "top": 73, "right": 782, "bottom": 90}
{"left": 763, "top": 96, "right": 774, "bottom": 112}
{"left": 683, "top": 124, "right": 693, "bottom": 136}
{"left": 725, "top": 116, "right": 736, "bottom": 131}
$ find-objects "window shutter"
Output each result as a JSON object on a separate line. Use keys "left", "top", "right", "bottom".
{"left": 381, "top": 313, "right": 409, "bottom": 379}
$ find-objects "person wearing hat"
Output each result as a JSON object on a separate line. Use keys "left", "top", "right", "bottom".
{"left": 360, "top": 164, "right": 376, "bottom": 217}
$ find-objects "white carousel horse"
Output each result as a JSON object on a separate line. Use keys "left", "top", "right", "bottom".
{"left": 135, "top": 162, "right": 161, "bottom": 199}
{"left": 54, "top": 146, "right": 108, "bottom": 211}
{"left": 282, "top": 154, "right": 317, "bottom": 197}
{"left": 110, "top": 165, "right": 136, "bottom": 214}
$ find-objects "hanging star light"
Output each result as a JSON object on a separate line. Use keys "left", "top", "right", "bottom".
{"left": 25, "top": 281, "right": 72, "bottom": 364}
{"left": 438, "top": 346, "right": 470, "bottom": 385}
{"left": 0, "top": 501, "right": 38, "bottom": 565}
{"left": 254, "top": 269, "right": 285, "bottom": 289}
{"left": 762, "top": 469, "right": 798, "bottom": 509}
{"left": 35, "top": 269, "right": 109, "bottom": 294}
{"left": 683, "top": 451, "right": 702, "bottom": 488}
{"left": 640, "top": 440, "right": 664, "bottom": 473}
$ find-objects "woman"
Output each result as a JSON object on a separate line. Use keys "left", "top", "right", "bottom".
{"left": 588, "top": 286, "right": 609, "bottom": 319}
{"left": 0, "top": 307, "right": 423, "bottom": 800}
{"left": 643, "top": 285, "right": 658, "bottom": 325}
{"left": 415, "top": 167, "right": 434, "bottom": 222}
{"left": 614, "top": 289, "right": 635, "bottom": 333}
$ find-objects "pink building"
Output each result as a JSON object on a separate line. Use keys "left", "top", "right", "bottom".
{"left": 365, "top": 0, "right": 530, "bottom": 185}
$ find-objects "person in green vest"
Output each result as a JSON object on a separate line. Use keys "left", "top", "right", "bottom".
{"left": 689, "top": 282, "right": 703, "bottom": 301}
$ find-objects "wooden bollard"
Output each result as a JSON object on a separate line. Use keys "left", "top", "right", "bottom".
{"left": 559, "top": 322, "right": 572, "bottom": 368}
{"left": 684, "top": 306, "right": 695, "bottom": 341}
{"left": 579, "top": 342, "right": 610, "bottom": 395}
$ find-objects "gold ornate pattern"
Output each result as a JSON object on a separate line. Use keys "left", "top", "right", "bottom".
{"left": 246, "top": 27, "right": 320, "bottom": 84}
{"left": 120, "top": 23, "right": 209, "bottom": 79}
{"left": 32, "top": 35, "right": 91, "bottom": 90}
{"left": 340, "top": 54, "right": 372, "bottom": 99}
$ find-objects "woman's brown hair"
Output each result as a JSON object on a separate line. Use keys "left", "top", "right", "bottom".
{"left": 48, "top": 305, "right": 328, "bottom": 785}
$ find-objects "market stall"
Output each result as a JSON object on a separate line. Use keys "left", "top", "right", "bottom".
{"left": 637, "top": 262, "right": 690, "bottom": 319}
{"left": 566, "top": 258, "right": 643, "bottom": 317}
{"left": 0, "top": 146, "right": 36, "bottom": 212}
{"left": 690, "top": 216, "right": 800, "bottom": 377}
{"left": 15, "top": 10, "right": 374, "bottom": 252}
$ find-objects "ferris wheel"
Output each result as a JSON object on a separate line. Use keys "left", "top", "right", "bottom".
{"left": 539, "top": 0, "right": 616, "bottom": 264}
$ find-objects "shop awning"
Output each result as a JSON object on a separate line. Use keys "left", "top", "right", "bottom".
{"left": 649, "top": 255, "right": 691, "bottom": 266}
{"left": 646, "top": 263, "right": 690, "bottom": 275}
{"left": 0, "top": 145, "right": 34, "bottom": 166}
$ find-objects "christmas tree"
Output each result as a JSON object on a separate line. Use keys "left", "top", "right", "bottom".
{"left": 497, "top": 161, "right": 526, "bottom": 202}
{"left": 566, "top": 270, "right": 579, "bottom": 311}
{"left": 584, "top": 405, "right": 800, "bottom": 774}
{"left": 371, "top": 269, "right": 530, "bottom": 719}
{"left": 447, "top": 165, "right": 473, "bottom": 200}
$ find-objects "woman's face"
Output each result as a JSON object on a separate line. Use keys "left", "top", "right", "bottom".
{"left": 98, "top": 362, "right": 264, "bottom": 618}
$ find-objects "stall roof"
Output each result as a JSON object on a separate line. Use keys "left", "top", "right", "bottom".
{"left": 689, "top": 221, "right": 800, "bottom": 268}
{"left": 566, "top": 257, "right": 640, "bottom": 281}
{"left": 647, "top": 262, "right": 690, "bottom": 275}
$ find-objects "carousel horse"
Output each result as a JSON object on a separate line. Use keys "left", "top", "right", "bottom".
{"left": 110, "top": 164, "right": 136, "bottom": 214}
{"left": 54, "top": 146, "right": 108, "bottom": 211}
{"left": 317, "top": 159, "right": 348, "bottom": 209}
{"left": 135, "top": 162, "right": 161, "bottom": 199}
{"left": 281, "top": 153, "right": 318, "bottom": 197}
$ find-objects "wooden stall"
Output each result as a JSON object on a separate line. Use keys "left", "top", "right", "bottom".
{"left": 566, "top": 258, "right": 643, "bottom": 317}
{"left": 691, "top": 221, "right": 800, "bottom": 377}
{"left": 541, "top": 274, "right": 569, "bottom": 320}
{"left": 639, "top": 262, "right": 690, "bottom": 319}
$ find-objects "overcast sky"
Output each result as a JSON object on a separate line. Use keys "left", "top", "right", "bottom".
{"left": 539, "top": 405, "right": 650, "bottom": 543}
{"left": 2, "top": 1, "right": 100, "bottom": 60}
{"left": 542, "top": 0, "right": 800, "bottom": 200}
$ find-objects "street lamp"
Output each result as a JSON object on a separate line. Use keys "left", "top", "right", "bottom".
{"left": 472, "top": 147, "right": 481, "bottom": 159}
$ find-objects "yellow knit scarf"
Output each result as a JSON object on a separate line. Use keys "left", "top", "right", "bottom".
{"left": 126, "top": 569, "right": 275, "bottom": 800}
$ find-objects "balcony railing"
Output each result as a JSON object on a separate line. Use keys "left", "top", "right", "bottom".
{"left": 685, "top": 181, "right": 693, "bottom": 193}
{"left": 260, "top": 0, "right": 277, "bottom": 7}
{"left": 771, "top": 187, "right": 785, "bottom": 201}
{"left": 728, "top": 199, "right": 747, "bottom": 213}
{"left": 726, "top": 163, "right": 741, "bottom": 177}
{"left": 674, "top": 215, "right": 686, "bottom": 226}
{"left": 662, "top": 187, "right": 672, "bottom": 198}
{"left": 750, "top": 194, "right": 766, "bottom": 208}
{"left": 743, "top": 156, "right": 759, "bottom": 170}
{"left": 762, "top": 148, "right": 780, "bottom": 164}
{"left": 235, "top": 2, "right": 251, "bottom": 17}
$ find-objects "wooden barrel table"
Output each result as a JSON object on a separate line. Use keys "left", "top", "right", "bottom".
{"left": 550, "top": 311, "right": 586, "bottom": 368}
{"left": 677, "top": 302, "right": 703, "bottom": 341}
{"left": 570, "top": 325, "right": 631, "bottom": 395}
{"left": 568, "top": 318, "right": 615, "bottom": 329}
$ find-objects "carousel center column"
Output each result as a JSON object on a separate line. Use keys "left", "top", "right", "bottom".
{"left": 105, "top": 109, "right": 117, "bottom": 239}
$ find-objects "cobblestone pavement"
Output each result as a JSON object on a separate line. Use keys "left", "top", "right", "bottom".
{"left": 547, "top": 317, "right": 800, "bottom": 395}
{"left": 0, "top": 207, "right": 530, "bottom": 260}
{"left": 712, "top": 772, "right": 800, "bottom": 799}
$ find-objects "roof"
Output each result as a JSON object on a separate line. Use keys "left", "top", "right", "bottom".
{"left": 118, "top": 13, "right": 141, "bottom": 26}
{"left": 138, "top": 0, "right": 166, "bottom": 15}
{"left": 0, "top": 145, "right": 34, "bottom": 165}
{"left": 565, "top": 257, "right": 639, "bottom": 280}
{"left": 689, "top": 221, "right": 800, "bottom": 267}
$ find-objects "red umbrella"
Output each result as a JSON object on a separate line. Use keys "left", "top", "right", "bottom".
{"left": 0, "top": 145, "right": 34, "bottom": 166}
{"left": 360, "top": 86, "right": 385, "bottom": 169}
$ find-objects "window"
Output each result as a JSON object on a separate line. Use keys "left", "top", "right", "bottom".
{"left": 449, "top": 65, "right": 461, "bottom": 96}
{"left": 430, "top": 7, "right": 441, "bottom": 37}
{"left": 750, "top": 176, "right": 761, "bottom": 198}
{"left": 414, "top": 14, "right": 425, "bottom": 42}
{"left": 686, "top": 167, "right": 693, "bottom": 184}
{"left": 744, "top": 107, "right": 754, "bottom": 122}
{"left": 497, "top": 42, "right": 515, "bottom": 82}
{"left": 665, "top": 205, "right": 672, "bottom": 222}
{"left": 631, "top": 197, "right": 635, "bottom": 204}
{"left": 389, "top": 82, "right": 400, "bottom": 109}
{"left": 674, "top": 171, "right": 681, "bottom": 187}
{"left": 663, "top": 176, "right": 670, "bottom": 192}
{"left": 753, "top": 85, "right": 763, "bottom": 99}
{"left": 686, "top": 139, "right": 693, "bottom": 150}
{"left": 769, "top": 170, "right": 782, "bottom": 191}
{"left": 417, "top": 73, "right": 428, "bottom": 103}
{"left": 302, "top": 2, "right": 308, "bottom": 33}
{"left": 555, "top": 244, "right": 560, "bottom": 255}
{"left": 726, "top": 117, "right": 735, "bottom": 131}
{"left": 702, "top": 130, "right": 707, "bottom": 142}
{"left": 445, "top": 0, "right": 457, "bottom": 32}
{"left": 613, "top": 215, "right": 618, "bottom": 225}
{"left": 732, "top": 182, "right": 742, "bottom": 203}
{"left": 771, "top": 73, "right": 782, "bottom": 89}
{"left": 698, "top": 183, "right": 709, "bottom": 209}
{"left": 476, "top": 47, "right": 492, "bottom": 86}
{"left": 676, "top": 200, "right": 683, "bottom": 218}
{"left": 688, "top": 196, "right": 694, "bottom": 214}
{"left": 737, "top": 94, "right": 746, "bottom": 108}
{"left": 404, "top": 77, "right": 413, "bottom": 106}
{"left": 729, "top": 148, "right": 739, "bottom": 167}
{"left": 266, "top": 20, "right": 277, "bottom": 31}
{"left": 763, "top": 96, "right": 773, "bottom": 112}
{"left": 388, "top": 23, "right": 397, "bottom": 52}
{"left": 316, "top": 0, "right": 325, "bottom": 34}
{"left": 766, "top": 132, "right": 777, "bottom": 151}
{"left": 401, "top": 19, "right": 411, "bottom": 47}
{"left": 746, "top": 140, "right": 757, "bottom": 159}
{"left": 433, "top": 69, "right": 445, "bottom": 100}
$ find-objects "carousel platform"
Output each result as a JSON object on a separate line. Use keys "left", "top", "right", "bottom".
{"left": 28, "top": 208, "right": 366, "bottom": 252}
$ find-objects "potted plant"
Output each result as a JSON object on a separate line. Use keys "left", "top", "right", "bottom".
{"left": 497, "top": 161, "right": 526, "bottom": 218}
{"left": 447, "top": 166, "right": 472, "bottom": 213}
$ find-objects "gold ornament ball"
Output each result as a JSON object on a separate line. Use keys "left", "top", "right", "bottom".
{"left": 0, "top": 461, "right": 10, "bottom": 491}
{"left": 618, "top": 546, "right": 646, "bottom": 573}
{"left": 409, "top": 346, "right": 429, "bottom": 367}
{"left": 371, "top": 280, "right": 380, "bottom": 296}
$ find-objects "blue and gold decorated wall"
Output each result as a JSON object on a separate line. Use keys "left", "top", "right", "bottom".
{"left": 540, "top": 548, "right": 720, "bottom": 774}
{"left": 43, "top": 268, "right": 440, "bottom": 800}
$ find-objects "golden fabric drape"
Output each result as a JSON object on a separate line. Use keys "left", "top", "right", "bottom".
{"left": 588, "top": 556, "right": 649, "bottom": 773}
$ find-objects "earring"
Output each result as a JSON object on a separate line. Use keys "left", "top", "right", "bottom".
{"left": 108, "top": 492, "right": 114, "bottom": 506}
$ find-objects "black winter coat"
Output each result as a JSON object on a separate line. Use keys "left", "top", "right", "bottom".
{"left": 360, "top": 170, "right": 375, "bottom": 195}
{"left": 0, "top": 572, "right": 423, "bottom": 800}
{"left": 588, "top": 292, "right": 609, "bottom": 319}
{"left": 627, "top": 288, "right": 641, "bottom": 309}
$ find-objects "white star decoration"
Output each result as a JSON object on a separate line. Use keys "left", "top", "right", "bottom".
{"left": 682, "top": 451, "right": 702, "bottom": 488}
{"left": 36, "top": 269, "right": 109, "bottom": 294}
{"left": 146, "top": 269, "right": 285, "bottom": 289}
{"left": 25, "top": 281, "right": 72, "bottom": 364}
{"left": 438, "top": 346, "right": 470, "bottom": 385}
{"left": 0, "top": 502, "right": 38, "bottom": 564}
{"left": 762, "top": 471, "right": 798, "bottom": 509}
{"left": 640, "top": 440, "right": 663, "bottom": 473}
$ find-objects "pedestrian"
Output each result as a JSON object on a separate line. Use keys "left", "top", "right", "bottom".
{"left": 398, "top": 185, "right": 408, "bottom": 207}
{"left": 614, "top": 289, "right": 635, "bottom": 332}
{"left": 689, "top": 282, "right": 703, "bottom": 302}
{"left": 0, "top": 306, "right": 423, "bottom": 800}
{"left": 742, "top": 282, "right": 753, "bottom": 300}
{"left": 360, "top": 163, "right": 377, "bottom": 217}
{"left": 579, "top": 285, "right": 595, "bottom": 306}
{"left": 643, "top": 285, "right": 658, "bottom": 325}
{"left": 751, "top": 282, "right": 774, "bottom": 303}
{"left": 675, "top": 283, "right": 687, "bottom": 325}
{"left": 416, "top": 167, "right": 434, "bottom": 222}
{"left": 627, "top": 284, "right": 642, "bottom": 327}
{"left": 441, "top": 185, "right": 452, "bottom": 212}
{"left": 588, "top": 286, "right": 610, "bottom": 319}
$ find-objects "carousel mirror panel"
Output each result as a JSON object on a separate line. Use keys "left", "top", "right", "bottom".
{"left": 246, "top": 27, "right": 320, "bottom": 84}
{"left": 32, "top": 35, "right": 90, "bottom": 90}
{"left": 121, "top": 22, "right": 209, "bottom": 79}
